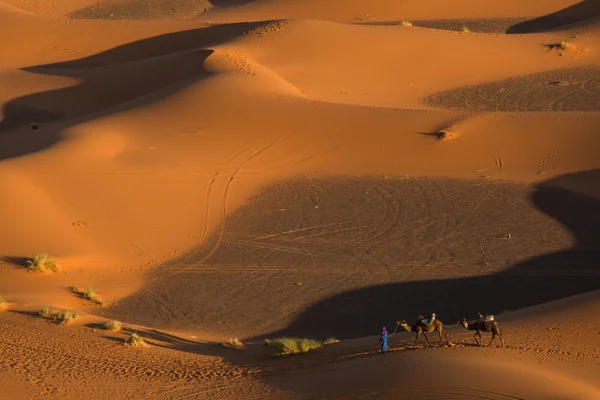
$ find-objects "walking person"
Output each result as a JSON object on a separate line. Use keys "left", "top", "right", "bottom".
{"left": 379, "top": 326, "right": 390, "bottom": 352}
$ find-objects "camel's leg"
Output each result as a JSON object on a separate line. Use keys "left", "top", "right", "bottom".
{"left": 443, "top": 331, "right": 450, "bottom": 345}
{"left": 438, "top": 327, "right": 443, "bottom": 344}
{"left": 488, "top": 333, "right": 495, "bottom": 347}
{"left": 414, "top": 331, "right": 420, "bottom": 349}
{"left": 423, "top": 333, "right": 431, "bottom": 347}
{"left": 474, "top": 332, "right": 482, "bottom": 346}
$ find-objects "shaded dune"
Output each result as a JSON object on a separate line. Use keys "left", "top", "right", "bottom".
{"left": 425, "top": 66, "right": 600, "bottom": 111}
{"left": 1, "top": 50, "right": 213, "bottom": 132}
{"left": 37, "top": 22, "right": 272, "bottom": 69}
{"left": 0, "top": 22, "right": 273, "bottom": 160}
{"left": 507, "top": 0, "right": 600, "bottom": 33}
{"left": 69, "top": 0, "right": 210, "bottom": 20}
{"left": 105, "top": 170, "right": 600, "bottom": 338}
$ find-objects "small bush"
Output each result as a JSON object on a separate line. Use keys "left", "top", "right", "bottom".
{"left": 103, "top": 320, "right": 122, "bottom": 332}
{"left": 58, "top": 311, "right": 79, "bottom": 325}
{"left": 39, "top": 308, "right": 51, "bottom": 317}
{"left": 266, "top": 337, "right": 322, "bottom": 357}
{"left": 126, "top": 333, "right": 148, "bottom": 347}
{"left": 221, "top": 337, "right": 244, "bottom": 349}
{"left": 401, "top": 21, "right": 413, "bottom": 27}
{"left": 461, "top": 25, "right": 470, "bottom": 33}
{"left": 324, "top": 337, "right": 340, "bottom": 345}
{"left": 27, "top": 254, "right": 59, "bottom": 273}
{"left": 83, "top": 288, "right": 104, "bottom": 305}
{"left": 559, "top": 41, "right": 577, "bottom": 51}
{"left": 69, "top": 286, "right": 104, "bottom": 305}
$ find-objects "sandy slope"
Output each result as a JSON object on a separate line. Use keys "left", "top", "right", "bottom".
{"left": 1, "top": 0, "right": 600, "bottom": 398}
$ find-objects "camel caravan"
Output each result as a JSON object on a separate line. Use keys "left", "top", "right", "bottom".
{"left": 380, "top": 312, "right": 504, "bottom": 351}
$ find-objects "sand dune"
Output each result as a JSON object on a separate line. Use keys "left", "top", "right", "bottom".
{"left": 1, "top": 0, "right": 600, "bottom": 398}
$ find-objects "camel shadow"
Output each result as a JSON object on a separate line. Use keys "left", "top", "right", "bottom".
{"left": 507, "top": 0, "right": 600, "bottom": 33}
{"left": 0, "top": 21, "right": 273, "bottom": 161}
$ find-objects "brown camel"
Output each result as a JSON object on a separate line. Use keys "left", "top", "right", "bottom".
{"left": 398, "top": 319, "right": 450, "bottom": 349}
{"left": 459, "top": 318, "right": 504, "bottom": 347}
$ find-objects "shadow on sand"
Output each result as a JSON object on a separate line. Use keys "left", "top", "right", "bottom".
{"left": 105, "top": 170, "right": 600, "bottom": 341}
{"left": 0, "top": 21, "right": 272, "bottom": 160}
{"left": 507, "top": 0, "right": 600, "bottom": 33}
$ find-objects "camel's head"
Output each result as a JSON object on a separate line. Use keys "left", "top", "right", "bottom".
{"left": 398, "top": 320, "right": 407, "bottom": 326}
{"left": 459, "top": 318, "right": 469, "bottom": 328}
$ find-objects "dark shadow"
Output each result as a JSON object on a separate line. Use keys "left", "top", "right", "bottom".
{"left": 8, "top": 309, "right": 41, "bottom": 318}
{"left": 104, "top": 170, "right": 600, "bottom": 342}
{"left": 507, "top": 0, "right": 600, "bottom": 33}
{"left": 0, "top": 256, "right": 31, "bottom": 268}
{"left": 0, "top": 21, "right": 272, "bottom": 160}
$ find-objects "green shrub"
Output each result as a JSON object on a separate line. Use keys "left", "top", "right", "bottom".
{"left": 266, "top": 337, "right": 322, "bottom": 357}
{"left": 27, "top": 254, "right": 59, "bottom": 273}
{"left": 126, "top": 333, "right": 148, "bottom": 347}
{"left": 58, "top": 311, "right": 78, "bottom": 325}
{"left": 39, "top": 308, "right": 51, "bottom": 317}
{"left": 103, "top": 321, "right": 122, "bottom": 332}
{"left": 461, "top": 25, "right": 470, "bottom": 33}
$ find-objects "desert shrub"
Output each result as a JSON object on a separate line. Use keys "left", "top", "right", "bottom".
{"left": 461, "top": 25, "right": 470, "bottom": 32}
{"left": 266, "top": 337, "right": 322, "bottom": 357}
{"left": 84, "top": 288, "right": 104, "bottom": 305}
{"left": 221, "top": 337, "right": 244, "bottom": 349}
{"left": 27, "top": 254, "right": 59, "bottom": 273}
{"left": 58, "top": 311, "right": 78, "bottom": 325}
{"left": 401, "top": 21, "right": 413, "bottom": 27}
{"left": 103, "top": 321, "right": 122, "bottom": 332}
{"left": 69, "top": 286, "right": 104, "bottom": 305}
{"left": 324, "top": 337, "right": 340, "bottom": 345}
{"left": 126, "top": 333, "right": 149, "bottom": 347}
{"left": 39, "top": 308, "right": 51, "bottom": 317}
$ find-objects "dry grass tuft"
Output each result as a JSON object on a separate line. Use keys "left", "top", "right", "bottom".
{"left": 125, "top": 333, "right": 149, "bottom": 347}
{"left": 103, "top": 320, "right": 122, "bottom": 332}
{"left": 401, "top": 21, "right": 413, "bottom": 27}
{"left": 57, "top": 311, "right": 79, "bottom": 325}
{"left": 266, "top": 337, "right": 322, "bottom": 357}
{"left": 69, "top": 286, "right": 105, "bottom": 305}
{"left": 27, "top": 254, "right": 59, "bottom": 273}
{"left": 559, "top": 41, "right": 578, "bottom": 51}
{"left": 39, "top": 308, "right": 52, "bottom": 317}
{"left": 324, "top": 337, "right": 340, "bottom": 345}
{"left": 221, "top": 337, "right": 244, "bottom": 349}
{"left": 461, "top": 25, "right": 470, "bottom": 33}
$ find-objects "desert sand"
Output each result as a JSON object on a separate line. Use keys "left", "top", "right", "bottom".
{"left": 1, "top": 0, "right": 600, "bottom": 399}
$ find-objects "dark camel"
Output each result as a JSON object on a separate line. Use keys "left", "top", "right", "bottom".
{"left": 459, "top": 318, "right": 504, "bottom": 347}
{"left": 398, "top": 319, "right": 450, "bottom": 349}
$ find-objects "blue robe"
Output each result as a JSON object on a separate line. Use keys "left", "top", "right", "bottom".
{"left": 380, "top": 331, "right": 389, "bottom": 351}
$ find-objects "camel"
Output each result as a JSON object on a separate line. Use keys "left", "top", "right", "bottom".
{"left": 459, "top": 317, "right": 504, "bottom": 347}
{"left": 397, "top": 319, "right": 450, "bottom": 349}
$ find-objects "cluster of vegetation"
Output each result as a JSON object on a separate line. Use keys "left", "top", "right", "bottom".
{"left": 38, "top": 308, "right": 79, "bottom": 325}
{"left": 103, "top": 320, "right": 122, "bottom": 332}
{"left": 265, "top": 337, "right": 323, "bottom": 357}
{"left": 125, "top": 333, "right": 148, "bottom": 347}
{"left": 27, "top": 254, "right": 59, "bottom": 273}
{"left": 69, "top": 286, "right": 105, "bottom": 306}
